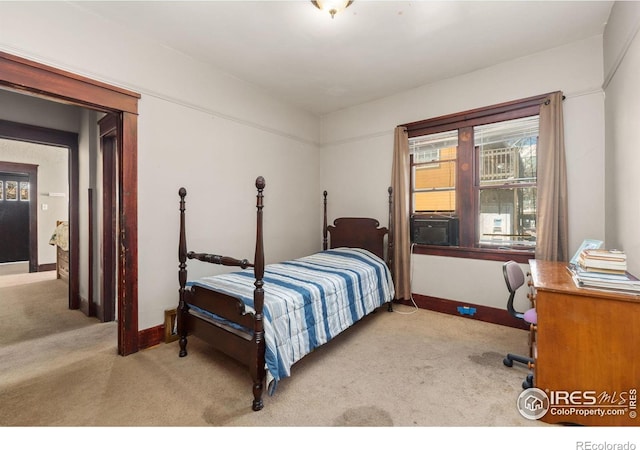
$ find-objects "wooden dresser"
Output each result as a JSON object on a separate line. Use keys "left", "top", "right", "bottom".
{"left": 529, "top": 259, "right": 640, "bottom": 426}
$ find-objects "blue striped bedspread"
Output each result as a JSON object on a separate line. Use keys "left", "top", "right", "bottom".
{"left": 189, "top": 247, "right": 395, "bottom": 389}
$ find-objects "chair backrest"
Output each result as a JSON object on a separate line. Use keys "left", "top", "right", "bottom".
{"left": 503, "top": 260, "right": 525, "bottom": 319}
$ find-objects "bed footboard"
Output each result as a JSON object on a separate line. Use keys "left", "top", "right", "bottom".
{"left": 177, "top": 177, "right": 267, "bottom": 411}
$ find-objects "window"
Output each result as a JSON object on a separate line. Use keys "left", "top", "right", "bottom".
{"left": 5, "top": 180, "right": 17, "bottom": 201}
{"left": 0, "top": 180, "right": 30, "bottom": 202}
{"left": 476, "top": 116, "right": 538, "bottom": 248}
{"left": 411, "top": 130, "right": 458, "bottom": 213}
{"left": 19, "top": 181, "right": 30, "bottom": 201}
{"left": 405, "top": 93, "right": 548, "bottom": 257}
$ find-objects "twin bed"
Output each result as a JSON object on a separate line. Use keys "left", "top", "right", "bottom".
{"left": 177, "top": 176, "right": 396, "bottom": 411}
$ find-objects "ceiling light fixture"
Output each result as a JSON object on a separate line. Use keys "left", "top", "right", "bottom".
{"left": 311, "top": 1, "right": 353, "bottom": 19}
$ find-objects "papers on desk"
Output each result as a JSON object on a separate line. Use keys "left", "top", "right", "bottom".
{"left": 568, "top": 264, "right": 640, "bottom": 294}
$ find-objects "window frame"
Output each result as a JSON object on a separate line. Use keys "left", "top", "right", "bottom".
{"left": 402, "top": 92, "right": 554, "bottom": 263}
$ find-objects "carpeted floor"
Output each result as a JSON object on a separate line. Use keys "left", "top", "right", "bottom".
{"left": 0, "top": 276, "right": 99, "bottom": 346}
{"left": 4, "top": 273, "right": 631, "bottom": 448}
{"left": 0, "top": 279, "right": 545, "bottom": 427}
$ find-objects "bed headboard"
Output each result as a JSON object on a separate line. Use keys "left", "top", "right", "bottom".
{"left": 322, "top": 188, "right": 393, "bottom": 266}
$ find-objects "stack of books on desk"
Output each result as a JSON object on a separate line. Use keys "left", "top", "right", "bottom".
{"left": 578, "top": 248, "right": 627, "bottom": 274}
{"left": 570, "top": 249, "right": 640, "bottom": 294}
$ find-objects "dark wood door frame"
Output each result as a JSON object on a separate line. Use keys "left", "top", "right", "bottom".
{"left": 88, "top": 187, "right": 96, "bottom": 317}
{"left": 99, "top": 114, "right": 117, "bottom": 323}
{"left": 0, "top": 160, "right": 38, "bottom": 271}
{"left": 0, "top": 51, "right": 141, "bottom": 356}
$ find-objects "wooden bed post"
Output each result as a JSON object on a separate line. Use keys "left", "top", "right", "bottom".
{"left": 177, "top": 187, "right": 189, "bottom": 357}
{"left": 322, "top": 190, "right": 328, "bottom": 251}
{"left": 387, "top": 186, "right": 394, "bottom": 273}
{"left": 251, "top": 176, "right": 267, "bottom": 411}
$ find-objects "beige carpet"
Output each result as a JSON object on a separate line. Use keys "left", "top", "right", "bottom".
{"left": 0, "top": 261, "right": 29, "bottom": 277}
{"left": 0, "top": 290, "right": 546, "bottom": 427}
{"left": 4, "top": 274, "right": 629, "bottom": 448}
{"left": 0, "top": 269, "right": 56, "bottom": 288}
{"left": 0, "top": 276, "right": 98, "bottom": 346}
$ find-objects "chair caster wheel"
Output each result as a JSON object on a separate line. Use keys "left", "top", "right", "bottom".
{"left": 503, "top": 357, "right": 513, "bottom": 367}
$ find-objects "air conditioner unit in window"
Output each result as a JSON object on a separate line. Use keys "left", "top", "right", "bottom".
{"left": 410, "top": 216, "right": 459, "bottom": 246}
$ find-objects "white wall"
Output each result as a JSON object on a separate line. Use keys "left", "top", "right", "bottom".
{"left": 603, "top": 2, "right": 640, "bottom": 275}
{"left": 0, "top": 2, "right": 616, "bottom": 327}
{"left": 320, "top": 36, "right": 606, "bottom": 312}
{"left": 0, "top": 2, "right": 321, "bottom": 329}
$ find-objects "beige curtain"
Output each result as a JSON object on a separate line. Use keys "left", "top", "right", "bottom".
{"left": 391, "top": 126, "right": 411, "bottom": 299}
{"left": 536, "top": 91, "right": 569, "bottom": 261}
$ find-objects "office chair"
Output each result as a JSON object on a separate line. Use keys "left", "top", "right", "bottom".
{"left": 502, "top": 260, "right": 537, "bottom": 389}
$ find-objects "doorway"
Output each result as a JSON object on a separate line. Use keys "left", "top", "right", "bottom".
{"left": 0, "top": 166, "right": 33, "bottom": 266}
{"left": 0, "top": 51, "right": 140, "bottom": 356}
{"left": 0, "top": 121, "right": 78, "bottom": 309}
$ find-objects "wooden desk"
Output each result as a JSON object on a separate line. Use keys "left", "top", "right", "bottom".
{"left": 530, "top": 259, "right": 640, "bottom": 426}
